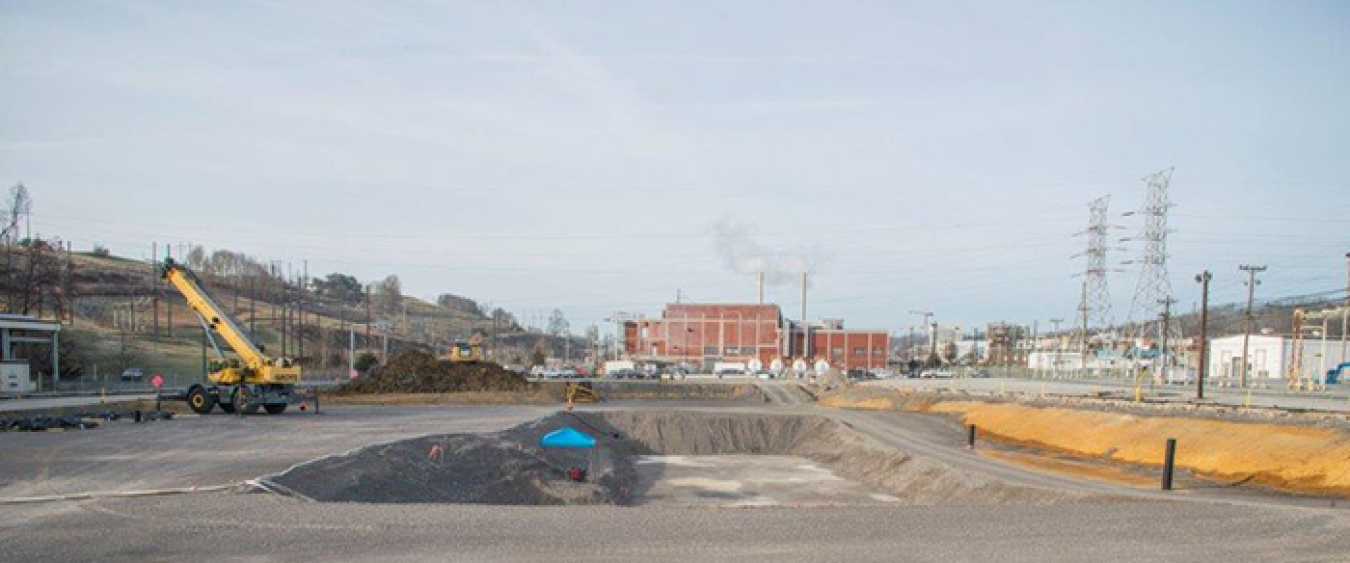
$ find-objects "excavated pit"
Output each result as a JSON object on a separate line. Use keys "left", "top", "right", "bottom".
{"left": 263, "top": 411, "right": 1099, "bottom": 506}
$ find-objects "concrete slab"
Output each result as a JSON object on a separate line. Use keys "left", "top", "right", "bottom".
{"left": 633, "top": 454, "right": 900, "bottom": 507}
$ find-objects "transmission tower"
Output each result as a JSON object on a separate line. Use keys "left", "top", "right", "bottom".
{"left": 1075, "top": 196, "right": 1115, "bottom": 333}
{"left": 1125, "top": 167, "right": 1182, "bottom": 366}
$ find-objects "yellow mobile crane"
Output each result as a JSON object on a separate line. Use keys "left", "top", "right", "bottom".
{"left": 161, "top": 258, "right": 307, "bottom": 415}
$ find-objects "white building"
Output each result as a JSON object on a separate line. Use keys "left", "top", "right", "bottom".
{"left": 1208, "top": 334, "right": 1348, "bottom": 385}
{"left": 1027, "top": 351, "right": 1083, "bottom": 373}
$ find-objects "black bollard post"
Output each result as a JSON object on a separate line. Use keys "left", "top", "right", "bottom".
{"left": 967, "top": 424, "right": 977, "bottom": 449}
{"left": 134, "top": 410, "right": 142, "bottom": 423}
{"left": 1161, "top": 438, "right": 1177, "bottom": 491}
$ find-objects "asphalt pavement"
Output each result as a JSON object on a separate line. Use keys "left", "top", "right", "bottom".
{"left": 2, "top": 400, "right": 1347, "bottom": 561}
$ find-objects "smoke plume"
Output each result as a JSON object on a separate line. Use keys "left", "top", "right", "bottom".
{"left": 711, "top": 215, "right": 818, "bottom": 286}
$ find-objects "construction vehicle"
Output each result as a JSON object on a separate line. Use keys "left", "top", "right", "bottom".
{"left": 565, "top": 382, "right": 600, "bottom": 403}
{"left": 160, "top": 258, "right": 312, "bottom": 415}
{"left": 446, "top": 333, "right": 484, "bottom": 363}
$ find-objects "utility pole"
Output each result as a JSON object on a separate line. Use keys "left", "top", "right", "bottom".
{"left": 1049, "top": 318, "right": 1064, "bottom": 376}
{"left": 165, "top": 257, "right": 173, "bottom": 338}
{"left": 365, "top": 285, "right": 372, "bottom": 356}
{"left": 1195, "top": 271, "right": 1211, "bottom": 400}
{"left": 1239, "top": 265, "right": 1267, "bottom": 388}
{"left": 163, "top": 242, "right": 173, "bottom": 338}
{"left": 248, "top": 276, "right": 256, "bottom": 338}
{"left": 300, "top": 262, "right": 307, "bottom": 361}
{"left": 152, "top": 243, "right": 160, "bottom": 338}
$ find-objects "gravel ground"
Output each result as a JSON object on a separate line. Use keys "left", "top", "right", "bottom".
{"left": 3, "top": 492, "right": 1348, "bottom": 562}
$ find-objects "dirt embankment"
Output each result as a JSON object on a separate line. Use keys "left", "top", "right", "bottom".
{"left": 264, "top": 411, "right": 1114, "bottom": 506}
{"left": 334, "top": 351, "right": 530, "bottom": 395}
{"left": 821, "top": 386, "right": 1350, "bottom": 498}
{"left": 327, "top": 358, "right": 760, "bottom": 404}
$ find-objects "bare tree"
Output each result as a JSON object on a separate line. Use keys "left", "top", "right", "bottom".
{"left": 112, "top": 332, "right": 143, "bottom": 372}
{"left": 374, "top": 275, "right": 402, "bottom": 314}
{"left": 2, "top": 183, "right": 31, "bottom": 244}
{"left": 547, "top": 308, "right": 569, "bottom": 338}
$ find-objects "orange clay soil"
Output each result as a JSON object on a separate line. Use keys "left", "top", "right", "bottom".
{"left": 822, "top": 389, "right": 1350, "bottom": 498}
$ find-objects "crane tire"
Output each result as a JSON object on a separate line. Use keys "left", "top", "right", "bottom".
{"left": 187, "top": 386, "right": 215, "bottom": 415}
{"left": 232, "top": 386, "right": 261, "bottom": 415}
{"left": 263, "top": 403, "right": 287, "bottom": 415}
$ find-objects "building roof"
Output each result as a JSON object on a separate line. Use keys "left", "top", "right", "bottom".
{"left": 0, "top": 314, "right": 60, "bottom": 333}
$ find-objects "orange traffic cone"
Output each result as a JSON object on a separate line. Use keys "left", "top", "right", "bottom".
{"left": 566, "top": 397, "right": 574, "bottom": 412}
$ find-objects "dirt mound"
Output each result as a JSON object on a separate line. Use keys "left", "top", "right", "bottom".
{"left": 265, "top": 412, "right": 623, "bottom": 505}
{"left": 335, "top": 351, "right": 529, "bottom": 395}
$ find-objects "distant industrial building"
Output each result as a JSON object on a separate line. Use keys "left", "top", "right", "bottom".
{"left": 1208, "top": 334, "right": 1348, "bottom": 384}
{"left": 620, "top": 302, "right": 888, "bottom": 371}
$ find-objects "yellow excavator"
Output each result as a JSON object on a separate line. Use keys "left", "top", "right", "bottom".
{"left": 446, "top": 333, "right": 484, "bottom": 363}
{"left": 161, "top": 258, "right": 310, "bottom": 415}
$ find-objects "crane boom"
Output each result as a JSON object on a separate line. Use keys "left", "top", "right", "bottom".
{"left": 161, "top": 258, "right": 300, "bottom": 386}
{"left": 163, "top": 258, "right": 265, "bottom": 366}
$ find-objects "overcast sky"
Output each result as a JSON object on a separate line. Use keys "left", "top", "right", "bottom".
{"left": 2, "top": 1, "right": 1347, "bottom": 334}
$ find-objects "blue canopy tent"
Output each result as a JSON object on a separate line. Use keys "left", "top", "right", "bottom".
{"left": 540, "top": 427, "right": 598, "bottom": 482}
{"left": 540, "top": 427, "right": 597, "bottom": 449}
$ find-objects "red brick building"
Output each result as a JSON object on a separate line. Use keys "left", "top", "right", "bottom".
{"left": 621, "top": 303, "right": 888, "bottom": 371}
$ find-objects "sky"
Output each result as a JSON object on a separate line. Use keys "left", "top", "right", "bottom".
{"left": 2, "top": 0, "right": 1348, "bottom": 335}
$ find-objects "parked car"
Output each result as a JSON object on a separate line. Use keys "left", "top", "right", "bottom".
{"left": 970, "top": 370, "right": 991, "bottom": 378}
{"left": 846, "top": 369, "right": 877, "bottom": 381}
{"left": 919, "top": 370, "right": 955, "bottom": 379}
{"left": 120, "top": 368, "right": 144, "bottom": 381}
{"left": 715, "top": 368, "right": 746, "bottom": 378}
{"left": 608, "top": 368, "right": 639, "bottom": 379}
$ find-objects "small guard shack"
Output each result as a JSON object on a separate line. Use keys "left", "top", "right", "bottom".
{"left": 0, "top": 314, "right": 61, "bottom": 394}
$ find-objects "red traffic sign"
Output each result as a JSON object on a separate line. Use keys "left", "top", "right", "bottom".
{"left": 150, "top": 374, "right": 164, "bottom": 389}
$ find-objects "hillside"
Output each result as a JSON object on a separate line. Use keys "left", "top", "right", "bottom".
{"left": 2, "top": 242, "right": 583, "bottom": 387}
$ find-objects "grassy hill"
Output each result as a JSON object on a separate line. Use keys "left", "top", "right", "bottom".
{"left": 7, "top": 244, "right": 581, "bottom": 388}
